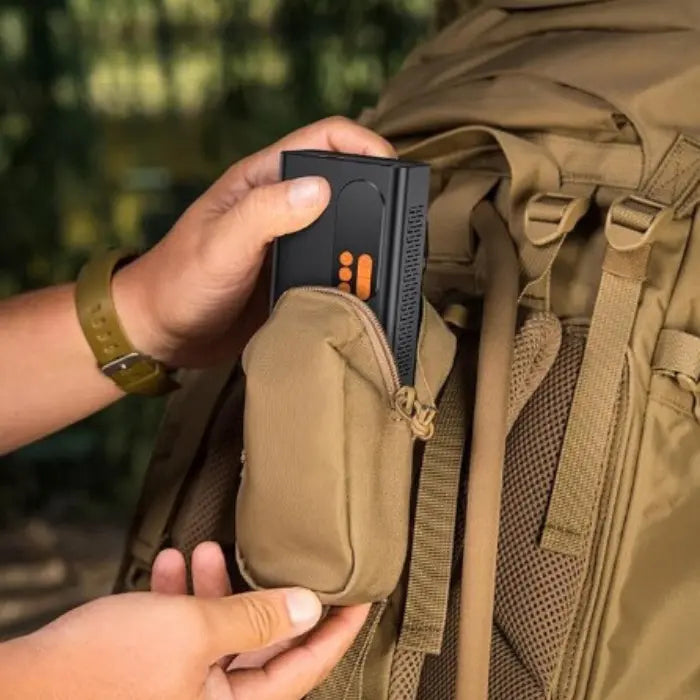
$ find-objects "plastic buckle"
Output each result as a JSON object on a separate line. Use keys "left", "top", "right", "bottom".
{"left": 605, "top": 195, "right": 673, "bottom": 252}
{"left": 524, "top": 192, "right": 591, "bottom": 246}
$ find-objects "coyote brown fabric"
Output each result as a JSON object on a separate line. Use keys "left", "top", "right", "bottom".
{"left": 169, "top": 375, "right": 245, "bottom": 562}
{"left": 237, "top": 289, "right": 456, "bottom": 605}
{"left": 507, "top": 312, "right": 562, "bottom": 433}
{"left": 495, "top": 325, "right": 588, "bottom": 692}
{"left": 117, "top": 2, "right": 700, "bottom": 698}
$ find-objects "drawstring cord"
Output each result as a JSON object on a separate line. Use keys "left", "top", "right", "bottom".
{"left": 394, "top": 386, "right": 437, "bottom": 441}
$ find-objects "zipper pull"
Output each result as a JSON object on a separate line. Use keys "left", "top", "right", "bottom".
{"left": 394, "top": 386, "right": 437, "bottom": 440}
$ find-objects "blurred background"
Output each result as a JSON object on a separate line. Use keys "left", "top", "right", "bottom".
{"left": 0, "top": 0, "right": 472, "bottom": 639}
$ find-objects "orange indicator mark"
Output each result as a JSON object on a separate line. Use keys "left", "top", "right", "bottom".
{"left": 356, "top": 254, "right": 373, "bottom": 301}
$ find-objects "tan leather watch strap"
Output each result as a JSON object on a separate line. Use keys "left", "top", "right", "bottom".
{"left": 75, "top": 249, "right": 178, "bottom": 396}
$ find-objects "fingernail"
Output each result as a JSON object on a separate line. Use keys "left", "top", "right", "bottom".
{"left": 285, "top": 588, "right": 321, "bottom": 627}
{"left": 288, "top": 177, "right": 323, "bottom": 208}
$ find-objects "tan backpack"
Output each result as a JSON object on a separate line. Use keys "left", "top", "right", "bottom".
{"left": 116, "top": 2, "right": 700, "bottom": 698}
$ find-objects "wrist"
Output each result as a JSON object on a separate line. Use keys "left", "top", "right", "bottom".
{"left": 111, "top": 259, "right": 172, "bottom": 365}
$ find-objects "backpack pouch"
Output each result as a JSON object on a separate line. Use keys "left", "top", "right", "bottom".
{"left": 236, "top": 287, "right": 455, "bottom": 605}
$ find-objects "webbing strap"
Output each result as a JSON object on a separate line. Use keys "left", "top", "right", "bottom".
{"left": 652, "top": 329, "right": 700, "bottom": 381}
{"left": 383, "top": 358, "right": 467, "bottom": 700}
{"left": 645, "top": 135, "right": 700, "bottom": 216}
{"left": 308, "top": 601, "right": 386, "bottom": 700}
{"left": 119, "top": 361, "right": 237, "bottom": 588}
{"left": 427, "top": 170, "right": 498, "bottom": 262}
{"left": 519, "top": 186, "right": 594, "bottom": 309}
{"left": 395, "top": 360, "right": 466, "bottom": 656}
{"left": 540, "top": 242, "right": 650, "bottom": 556}
{"left": 540, "top": 132, "right": 700, "bottom": 558}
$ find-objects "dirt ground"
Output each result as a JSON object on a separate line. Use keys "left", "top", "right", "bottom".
{"left": 0, "top": 519, "right": 124, "bottom": 641}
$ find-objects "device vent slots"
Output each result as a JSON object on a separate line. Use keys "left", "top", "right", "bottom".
{"left": 395, "top": 204, "right": 425, "bottom": 380}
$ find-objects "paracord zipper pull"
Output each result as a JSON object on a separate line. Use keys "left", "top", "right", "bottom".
{"left": 394, "top": 386, "right": 437, "bottom": 441}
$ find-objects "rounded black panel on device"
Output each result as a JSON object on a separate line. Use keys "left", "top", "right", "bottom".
{"left": 333, "top": 180, "right": 385, "bottom": 298}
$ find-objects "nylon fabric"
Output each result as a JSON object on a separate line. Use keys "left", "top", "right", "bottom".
{"left": 114, "top": 362, "right": 238, "bottom": 591}
{"left": 541, "top": 241, "right": 651, "bottom": 557}
{"left": 417, "top": 324, "right": 587, "bottom": 700}
{"left": 489, "top": 626, "right": 542, "bottom": 700}
{"left": 308, "top": 601, "right": 387, "bottom": 700}
{"left": 507, "top": 312, "right": 562, "bottom": 434}
{"left": 652, "top": 329, "right": 700, "bottom": 381}
{"left": 395, "top": 360, "right": 467, "bottom": 656}
{"left": 457, "top": 202, "right": 519, "bottom": 700}
{"left": 496, "top": 325, "right": 588, "bottom": 690}
{"left": 387, "top": 356, "right": 468, "bottom": 699}
{"left": 388, "top": 650, "right": 423, "bottom": 700}
{"left": 170, "top": 376, "right": 245, "bottom": 563}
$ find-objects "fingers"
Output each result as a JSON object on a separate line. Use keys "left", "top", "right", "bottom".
{"left": 225, "top": 604, "right": 371, "bottom": 700}
{"left": 203, "top": 176, "right": 331, "bottom": 268}
{"left": 227, "top": 638, "right": 297, "bottom": 671}
{"left": 196, "top": 588, "right": 322, "bottom": 661}
{"left": 192, "top": 542, "right": 233, "bottom": 598}
{"left": 241, "top": 116, "right": 396, "bottom": 188}
{"left": 209, "top": 116, "right": 395, "bottom": 205}
{"left": 151, "top": 549, "right": 187, "bottom": 595}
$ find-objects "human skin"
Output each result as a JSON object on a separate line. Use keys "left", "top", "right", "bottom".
{"left": 0, "top": 116, "right": 394, "bottom": 699}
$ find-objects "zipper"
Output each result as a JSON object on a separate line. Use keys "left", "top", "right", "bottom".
{"left": 297, "top": 286, "right": 401, "bottom": 394}
{"left": 290, "top": 286, "right": 437, "bottom": 440}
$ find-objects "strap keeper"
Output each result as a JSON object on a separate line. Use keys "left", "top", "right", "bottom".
{"left": 524, "top": 192, "right": 591, "bottom": 246}
{"left": 605, "top": 195, "right": 672, "bottom": 251}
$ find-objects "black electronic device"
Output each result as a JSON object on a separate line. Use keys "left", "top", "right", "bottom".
{"left": 271, "top": 150, "right": 430, "bottom": 386}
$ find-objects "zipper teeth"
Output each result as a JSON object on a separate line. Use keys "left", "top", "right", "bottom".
{"left": 296, "top": 286, "right": 401, "bottom": 392}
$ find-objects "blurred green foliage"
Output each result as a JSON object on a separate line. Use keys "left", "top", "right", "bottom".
{"left": 0, "top": 0, "right": 438, "bottom": 525}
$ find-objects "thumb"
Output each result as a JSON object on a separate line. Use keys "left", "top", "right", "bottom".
{"left": 218, "top": 176, "right": 331, "bottom": 248}
{"left": 195, "top": 587, "right": 323, "bottom": 661}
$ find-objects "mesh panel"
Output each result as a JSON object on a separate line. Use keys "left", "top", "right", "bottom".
{"left": 417, "top": 325, "right": 587, "bottom": 699}
{"left": 389, "top": 650, "right": 425, "bottom": 700}
{"left": 495, "top": 325, "right": 587, "bottom": 687}
{"left": 489, "top": 625, "right": 542, "bottom": 700}
{"left": 170, "top": 375, "right": 245, "bottom": 563}
{"left": 507, "top": 312, "right": 562, "bottom": 433}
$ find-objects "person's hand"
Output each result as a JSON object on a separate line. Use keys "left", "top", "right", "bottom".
{"left": 113, "top": 117, "right": 395, "bottom": 367}
{"left": 151, "top": 541, "right": 370, "bottom": 696}
{"left": 3, "top": 543, "right": 368, "bottom": 700}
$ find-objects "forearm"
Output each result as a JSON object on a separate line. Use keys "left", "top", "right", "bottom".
{"left": 0, "top": 284, "right": 123, "bottom": 455}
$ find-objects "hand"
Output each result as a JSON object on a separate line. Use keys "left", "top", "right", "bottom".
{"left": 113, "top": 117, "right": 395, "bottom": 367}
{"left": 2, "top": 543, "right": 368, "bottom": 700}
{"left": 151, "top": 541, "right": 370, "bottom": 699}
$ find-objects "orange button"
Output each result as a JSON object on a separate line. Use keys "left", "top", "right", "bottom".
{"left": 338, "top": 282, "right": 351, "bottom": 293}
{"left": 356, "top": 253, "right": 373, "bottom": 301}
{"left": 339, "top": 250, "right": 354, "bottom": 266}
{"left": 338, "top": 266, "right": 352, "bottom": 282}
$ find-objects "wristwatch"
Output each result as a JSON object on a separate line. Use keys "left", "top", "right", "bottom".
{"left": 75, "top": 249, "right": 178, "bottom": 396}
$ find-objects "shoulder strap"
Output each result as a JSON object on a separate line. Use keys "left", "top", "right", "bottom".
{"left": 115, "top": 360, "right": 238, "bottom": 591}
{"left": 542, "top": 136, "right": 699, "bottom": 558}
{"left": 456, "top": 201, "right": 519, "bottom": 700}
